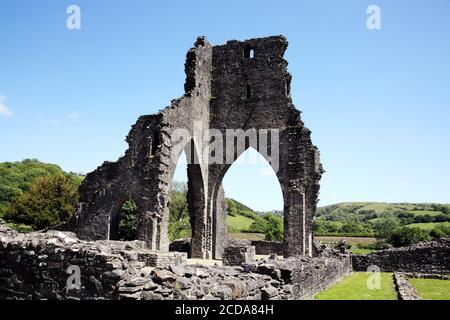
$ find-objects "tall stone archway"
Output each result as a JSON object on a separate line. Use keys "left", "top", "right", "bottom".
{"left": 71, "top": 36, "right": 323, "bottom": 259}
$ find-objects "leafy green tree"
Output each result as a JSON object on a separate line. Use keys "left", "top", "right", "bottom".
{"left": 262, "top": 212, "right": 283, "bottom": 241}
{"left": 4, "top": 174, "right": 80, "bottom": 230}
{"left": 249, "top": 216, "right": 268, "bottom": 233}
{"left": 227, "top": 199, "right": 238, "bottom": 217}
{"left": 0, "top": 159, "right": 83, "bottom": 218}
{"left": 118, "top": 200, "right": 137, "bottom": 241}
{"left": 388, "top": 227, "right": 431, "bottom": 247}
{"left": 168, "top": 181, "right": 191, "bottom": 241}
{"left": 373, "top": 217, "right": 400, "bottom": 241}
{"left": 341, "top": 222, "right": 363, "bottom": 234}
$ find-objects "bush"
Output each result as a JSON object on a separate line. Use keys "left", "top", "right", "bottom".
{"left": 388, "top": 227, "right": 431, "bottom": 247}
{"left": 430, "top": 224, "right": 450, "bottom": 239}
{"left": 262, "top": 212, "right": 283, "bottom": 241}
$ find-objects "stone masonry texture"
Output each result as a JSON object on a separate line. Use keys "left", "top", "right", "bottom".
{"left": 69, "top": 35, "right": 324, "bottom": 259}
{"left": 352, "top": 237, "right": 450, "bottom": 274}
{"left": 1, "top": 221, "right": 350, "bottom": 300}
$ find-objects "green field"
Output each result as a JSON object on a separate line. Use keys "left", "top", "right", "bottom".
{"left": 350, "top": 248, "right": 374, "bottom": 255}
{"left": 405, "top": 222, "right": 450, "bottom": 231}
{"left": 314, "top": 273, "right": 398, "bottom": 300}
{"left": 228, "top": 232, "right": 265, "bottom": 240}
{"left": 409, "top": 278, "right": 450, "bottom": 300}
{"left": 316, "top": 236, "right": 376, "bottom": 245}
{"left": 226, "top": 214, "right": 255, "bottom": 232}
{"left": 405, "top": 210, "right": 443, "bottom": 216}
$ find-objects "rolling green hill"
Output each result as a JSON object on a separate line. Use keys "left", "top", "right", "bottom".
{"left": 317, "top": 202, "right": 450, "bottom": 222}
{"left": 405, "top": 222, "right": 450, "bottom": 231}
{"left": 315, "top": 202, "right": 450, "bottom": 237}
{"left": 227, "top": 214, "right": 255, "bottom": 232}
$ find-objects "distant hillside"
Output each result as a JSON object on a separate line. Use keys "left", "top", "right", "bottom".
{"left": 317, "top": 202, "right": 450, "bottom": 222}
{"left": 225, "top": 199, "right": 283, "bottom": 240}
{"left": 226, "top": 198, "right": 259, "bottom": 219}
{"left": 316, "top": 202, "right": 450, "bottom": 235}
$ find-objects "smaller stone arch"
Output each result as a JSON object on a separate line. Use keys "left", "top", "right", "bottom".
{"left": 107, "top": 196, "right": 139, "bottom": 241}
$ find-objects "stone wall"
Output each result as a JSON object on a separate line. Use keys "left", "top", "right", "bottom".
{"left": 292, "top": 253, "right": 352, "bottom": 299}
{"left": 251, "top": 241, "right": 284, "bottom": 256}
{"left": 352, "top": 237, "right": 450, "bottom": 273}
{"left": 223, "top": 245, "right": 256, "bottom": 266}
{"left": 1, "top": 223, "right": 351, "bottom": 300}
{"left": 171, "top": 239, "right": 286, "bottom": 257}
{"left": 0, "top": 222, "right": 187, "bottom": 300}
{"left": 393, "top": 272, "right": 421, "bottom": 300}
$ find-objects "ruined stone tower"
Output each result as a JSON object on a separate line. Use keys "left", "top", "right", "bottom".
{"left": 72, "top": 35, "right": 323, "bottom": 259}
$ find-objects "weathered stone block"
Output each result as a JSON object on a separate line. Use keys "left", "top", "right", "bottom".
{"left": 223, "top": 245, "right": 256, "bottom": 266}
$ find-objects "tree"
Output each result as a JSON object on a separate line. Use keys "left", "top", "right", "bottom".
{"left": 340, "top": 222, "right": 363, "bottom": 234}
{"left": 4, "top": 174, "right": 80, "bottom": 230}
{"left": 118, "top": 200, "right": 137, "bottom": 241}
{"left": 227, "top": 199, "right": 238, "bottom": 217}
{"left": 249, "top": 216, "right": 268, "bottom": 233}
{"left": 373, "top": 217, "right": 400, "bottom": 241}
{"left": 168, "top": 181, "right": 191, "bottom": 241}
{"left": 388, "top": 227, "right": 431, "bottom": 247}
{"left": 262, "top": 212, "right": 283, "bottom": 241}
{"left": 0, "top": 159, "right": 83, "bottom": 218}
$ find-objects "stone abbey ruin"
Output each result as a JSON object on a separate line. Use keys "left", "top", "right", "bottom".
{"left": 1, "top": 36, "right": 448, "bottom": 301}
{"left": 70, "top": 35, "right": 323, "bottom": 260}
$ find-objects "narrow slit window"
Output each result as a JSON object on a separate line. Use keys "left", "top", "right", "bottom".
{"left": 285, "top": 79, "right": 291, "bottom": 97}
{"left": 244, "top": 47, "right": 255, "bottom": 59}
{"left": 151, "top": 131, "right": 160, "bottom": 156}
{"left": 246, "top": 85, "right": 252, "bottom": 99}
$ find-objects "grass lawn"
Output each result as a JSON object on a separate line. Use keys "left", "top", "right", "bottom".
{"left": 316, "top": 236, "right": 377, "bottom": 246}
{"left": 350, "top": 248, "right": 374, "bottom": 255}
{"left": 409, "top": 278, "right": 450, "bottom": 300}
{"left": 356, "top": 203, "right": 394, "bottom": 213}
{"left": 405, "top": 222, "right": 450, "bottom": 231}
{"left": 405, "top": 210, "right": 443, "bottom": 216}
{"left": 226, "top": 214, "right": 255, "bottom": 232}
{"left": 228, "top": 232, "right": 265, "bottom": 240}
{"left": 314, "top": 272, "right": 398, "bottom": 300}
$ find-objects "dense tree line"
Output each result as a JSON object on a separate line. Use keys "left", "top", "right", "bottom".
{"left": 0, "top": 159, "right": 83, "bottom": 230}
{"left": 372, "top": 216, "right": 450, "bottom": 247}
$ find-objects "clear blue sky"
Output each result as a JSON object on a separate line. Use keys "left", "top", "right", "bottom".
{"left": 1, "top": 0, "right": 449, "bottom": 211}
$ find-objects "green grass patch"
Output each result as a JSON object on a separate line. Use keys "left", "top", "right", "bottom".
{"left": 316, "top": 236, "right": 377, "bottom": 246}
{"left": 405, "top": 222, "right": 450, "bottom": 231}
{"left": 314, "top": 272, "right": 398, "bottom": 300}
{"left": 228, "top": 232, "right": 265, "bottom": 241}
{"left": 350, "top": 248, "right": 374, "bottom": 255}
{"left": 404, "top": 210, "right": 443, "bottom": 217}
{"left": 5, "top": 222, "right": 34, "bottom": 233}
{"left": 409, "top": 278, "right": 450, "bottom": 300}
{"left": 356, "top": 203, "right": 394, "bottom": 213}
{"left": 227, "top": 214, "right": 255, "bottom": 232}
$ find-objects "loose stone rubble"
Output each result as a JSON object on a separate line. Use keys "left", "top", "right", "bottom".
{"left": 0, "top": 221, "right": 351, "bottom": 300}
{"left": 393, "top": 273, "right": 421, "bottom": 301}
